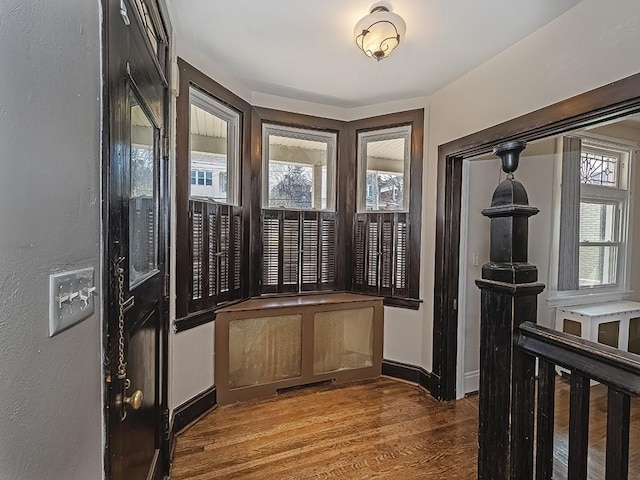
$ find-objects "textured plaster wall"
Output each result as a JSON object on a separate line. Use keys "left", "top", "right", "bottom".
{"left": 0, "top": 1, "right": 103, "bottom": 479}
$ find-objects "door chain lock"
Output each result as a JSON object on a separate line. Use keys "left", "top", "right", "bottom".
{"left": 113, "top": 257, "right": 143, "bottom": 421}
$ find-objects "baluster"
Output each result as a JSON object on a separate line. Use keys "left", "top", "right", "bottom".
{"left": 535, "top": 360, "right": 555, "bottom": 480}
{"left": 605, "top": 387, "right": 630, "bottom": 480}
{"left": 568, "top": 373, "right": 590, "bottom": 480}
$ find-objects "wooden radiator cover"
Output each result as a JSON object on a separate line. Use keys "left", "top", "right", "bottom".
{"left": 215, "top": 293, "right": 384, "bottom": 405}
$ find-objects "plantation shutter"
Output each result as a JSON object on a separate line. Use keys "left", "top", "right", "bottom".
{"left": 353, "top": 212, "right": 409, "bottom": 297}
{"left": 301, "top": 212, "right": 319, "bottom": 290}
{"left": 319, "top": 214, "right": 336, "bottom": 289}
{"left": 188, "top": 201, "right": 243, "bottom": 313}
{"left": 190, "top": 202, "right": 204, "bottom": 307}
{"left": 261, "top": 209, "right": 336, "bottom": 294}
{"left": 282, "top": 211, "right": 300, "bottom": 291}
{"left": 262, "top": 210, "right": 280, "bottom": 292}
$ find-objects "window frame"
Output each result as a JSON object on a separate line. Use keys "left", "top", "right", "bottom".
{"left": 250, "top": 108, "right": 423, "bottom": 307}
{"left": 189, "top": 86, "right": 241, "bottom": 206}
{"left": 175, "top": 59, "right": 252, "bottom": 327}
{"left": 350, "top": 111, "right": 424, "bottom": 308}
{"left": 549, "top": 133, "right": 635, "bottom": 306}
{"left": 261, "top": 124, "right": 337, "bottom": 212}
{"left": 357, "top": 125, "right": 412, "bottom": 213}
{"left": 578, "top": 139, "right": 631, "bottom": 291}
{"left": 252, "top": 112, "right": 344, "bottom": 296}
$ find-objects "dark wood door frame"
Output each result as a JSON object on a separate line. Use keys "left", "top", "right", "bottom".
{"left": 432, "top": 72, "right": 640, "bottom": 401}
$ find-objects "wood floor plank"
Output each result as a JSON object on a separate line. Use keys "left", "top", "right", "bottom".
{"left": 171, "top": 376, "right": 639, "bottom": 479}
{"left": 172, "top": 378, "right": 477, "bottom": 479}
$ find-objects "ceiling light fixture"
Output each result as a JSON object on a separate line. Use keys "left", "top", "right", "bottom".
{"left": 354, "top": 5, "right": 406, "bottom": 61}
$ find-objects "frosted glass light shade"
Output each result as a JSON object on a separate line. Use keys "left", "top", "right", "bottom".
{"left": 354, "top": 6, "right": 406, "bottom": 61}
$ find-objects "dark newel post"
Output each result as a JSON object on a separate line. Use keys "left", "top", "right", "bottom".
{"left": 475, "top": 141, "right": 545, "bottom": 480}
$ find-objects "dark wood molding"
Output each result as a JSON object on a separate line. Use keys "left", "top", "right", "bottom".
{"left": 438, "top": 73, "right": 640, "bottom": 160}
{"left": 350, "top": 109, "right": 425, "bottom": 303}
{"left": 173, "top": 309, "right": 216, "bottom": 333}
{"left": 249, "top": 109, "right": 264, "bottom": 297}
{"left": 432, "top": 72, "right": 640, "bottom": 402}
{"left": 172, "top": 386, "right": 217, "bottom": 435}
{"left": 382, "top": 359, "right": 434, "bottom": 393}
{"left": 178, "top": 58, "right": 251, "bottom": 113}
{"left": 249, "top": 107, "right": 348, "bottom": 296}
{"left": 175, "top": 58, "right": 252, "bottom": 320}
{"left": 383, "top": 297, "right": 422, "bottom": 310}
{"left": 337, "top": 123, "right": 356, "bottom": 291}
{"left": 253, "top": 106, "right": 346, "bottom": 132}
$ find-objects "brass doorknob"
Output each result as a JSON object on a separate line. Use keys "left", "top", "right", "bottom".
{"left": 115, "top": 389, "right": 144, "bottom": 410}
{"left": 124, "top": 390, "right": 144, "bottom": 410}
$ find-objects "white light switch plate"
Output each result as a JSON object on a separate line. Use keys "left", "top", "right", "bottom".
{"left": 49, "top": 268, "right": 95, "bottom": 337}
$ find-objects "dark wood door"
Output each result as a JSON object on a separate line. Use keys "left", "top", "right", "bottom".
{"left": 104, "top": 1, "right": 169, "bottom": 479}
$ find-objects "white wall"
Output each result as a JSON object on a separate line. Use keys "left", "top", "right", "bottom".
{"left": 0, "top": 1, "right": 103, "bottom": 479}
{"left": 423, "top": 0, "right": 640, "bottom": 371}
{"left": 171, "top": 322, "right": 215, "bottom": 408}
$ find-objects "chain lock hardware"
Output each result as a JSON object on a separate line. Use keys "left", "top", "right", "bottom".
{"left": 112, "top": 257, "right": 142, "bottom": 421}
{"left": 114, "top": 257, "right": 128, "bottom": 381}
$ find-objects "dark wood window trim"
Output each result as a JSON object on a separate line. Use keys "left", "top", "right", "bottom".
{"left": 250, "top": 108, "right": 423, "bottom": 307}
{"left": 433, "top": 72, "right": 640, "bottom": 401}
{"left": 176, "top": 67, "right": 425, "bottom": 330}
{"left": 350, "top": 109, "right": 424, "bottom": 307}
{"left": 175, "top": 58, "right": 251, "bottom": 327}
{"left": 249, "top": 107, "right": 348, "bottom": 296}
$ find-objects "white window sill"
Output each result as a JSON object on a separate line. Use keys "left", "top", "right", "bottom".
{"left": 547, "top": 289, "right": 633, "bottom": 308}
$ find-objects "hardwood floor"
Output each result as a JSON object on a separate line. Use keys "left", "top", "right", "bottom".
{"left": 171, "top": 376, "right": 639, "bottom": 479}
{"left": 171, "top": 378, "right": 478, "bottom": 479}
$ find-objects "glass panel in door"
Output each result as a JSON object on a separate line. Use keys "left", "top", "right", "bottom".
{"left": 130, "top": 97, "right": 159, "bottom": 287}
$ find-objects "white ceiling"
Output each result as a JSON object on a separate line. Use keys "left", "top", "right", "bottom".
{"left": 167, "top": 0, "right": 584, "bottom": 108}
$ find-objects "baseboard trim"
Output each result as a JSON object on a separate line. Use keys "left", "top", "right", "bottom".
{"left": 382, "top": 359, "right": 435, "bottom": 395}
{"left": 464, "top": 370, "right": 479, "bottom": 395}
{"left": 172, "top": 386, "right": 217, "bottom": 435}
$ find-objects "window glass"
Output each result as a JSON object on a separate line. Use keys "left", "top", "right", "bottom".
{"left": 580, "top": 148, "right": 619, "bottom": 187}
{"left": 263, "top": 125, "right": 336, "bottom": 210}
{"left": 579, "top": 201, "right": 619, "bottom": 243}
{"left": 189, "top": 87, "right": 240, "bottom": 205}
{"left": 358, "top": 126, "right": 411, "bottom": 212}
{"left": 129, "top": 94, "right": 158, "bottom": 287}
{"left": 579, "top": 245, "right": 618, "bottom": 287}
{"left": 578, "top": 198, "right": 623, "bottom": 288}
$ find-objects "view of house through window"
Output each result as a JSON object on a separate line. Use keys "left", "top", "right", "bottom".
{"left": 357, "top": 126, "right": 411, "bottom": 212}
{"left": 262, "top": 125, "right": 336, "bottom": 211}
{"left": 189, "top": 87, "right": 240, "bottom": 205}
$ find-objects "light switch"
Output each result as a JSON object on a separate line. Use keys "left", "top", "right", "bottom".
{"left": 49, "top": 267, "right": 95, "bottom": 337}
